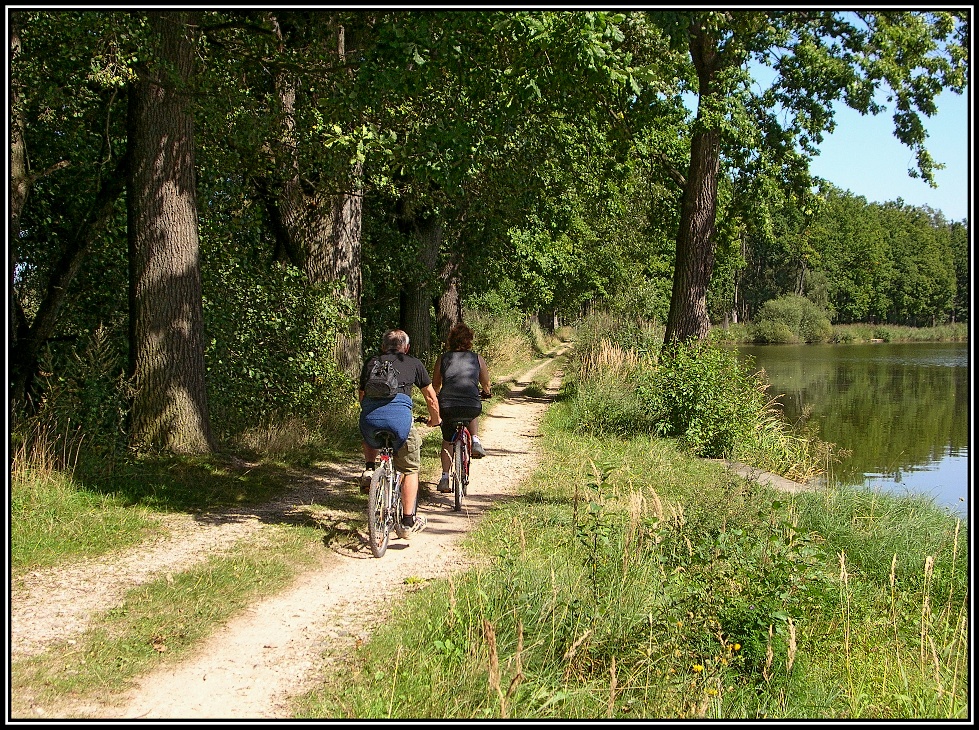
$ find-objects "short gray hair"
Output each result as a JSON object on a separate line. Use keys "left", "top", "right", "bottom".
{"left": 382, "top": 329, "right": 410, "bottom": 354}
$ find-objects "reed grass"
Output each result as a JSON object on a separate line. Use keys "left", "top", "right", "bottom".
{"left": 714, "top": 321, "right": 968, "bottom": 345}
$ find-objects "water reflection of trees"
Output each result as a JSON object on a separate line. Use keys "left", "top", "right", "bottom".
{"left": 741, "top": 345, "right": 968, "bottom": 486}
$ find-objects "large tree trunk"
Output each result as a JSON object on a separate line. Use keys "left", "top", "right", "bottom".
{"left": 435, "top": 252, "right": 463, "bottom": 347}
{"left": 663, "top": 126, "right": 720, "bottom": 344}
{"left": 264, "top": 161, "right": 364, "bottom": 377}
{"left": 127, "top": 10, "right": 214, "bottom": 453}
{"left": 399, "top": 213, "right": 442, "bottom": 363}
{"left": 663, "top": 25, "right": 723, "bottom": 345}
{"left": 9, "top": 14, "right": 30, "bottom": 415}
{"left": 260, "top": 17, "right": 364, "bottom": 378}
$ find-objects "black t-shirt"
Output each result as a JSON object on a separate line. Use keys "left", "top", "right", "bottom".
{"left": 359, "top": 352, "right": 432, "bottom": 397}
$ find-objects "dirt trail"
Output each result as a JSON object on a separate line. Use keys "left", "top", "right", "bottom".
{"left": 10, "top": 347, "right": 569, "bottom": 721}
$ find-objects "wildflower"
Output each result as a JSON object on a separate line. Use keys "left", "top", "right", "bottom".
{"left": 707, "top": 688, "right": 718, "bottom": 696}
{"left": 693, "top": 664, "right": 704, "bottom": 672}
{"left": 733, "top": 643, "right": 741, "bottom": 651}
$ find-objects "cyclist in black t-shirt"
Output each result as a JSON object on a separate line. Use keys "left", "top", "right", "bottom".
{"left": 358, "top": 329, "right": 440, "bottom": 535}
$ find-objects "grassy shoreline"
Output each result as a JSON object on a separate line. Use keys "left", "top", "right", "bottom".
{"left": 293, "top": 385, "right": 967, "bottom": 719}
{"left": 711, "top": 321, "right": 968, "bottom": 345}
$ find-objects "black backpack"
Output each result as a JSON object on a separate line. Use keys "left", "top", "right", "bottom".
{"left": 364, "top": 357, "right": 399, "bottom": 398}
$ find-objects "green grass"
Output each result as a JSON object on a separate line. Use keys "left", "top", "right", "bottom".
{"left": 291, "top": 397, "right": 968, "bottom": 720}
{"left": 9, "top": 321, "right": 967, "bottom": 719}
{"left": 9, "top": 454, "right": 323, "bottom": 574}
{"left": 10, "top": 469, "right": 161, "bottom": 572}
{"left": 830, "top": 322, "right": 968, "bottom": 343}
{"left": 11, "top": 526, "right": 323, "bottom": 718}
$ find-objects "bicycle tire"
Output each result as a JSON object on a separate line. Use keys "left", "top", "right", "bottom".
{"left": 462, "top": 431, "right": 471, "bottom": 496}
{"left": 367, "top": 463, "right": 391, "bottom": 557}
{"left": 392, "top": 472, "right": 409, "bottom": 539}
{"left": 452, "top": 437, "right": 464, "bottom": 511}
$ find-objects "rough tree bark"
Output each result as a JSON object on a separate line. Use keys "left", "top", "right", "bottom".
{"left": 259, "top": 16, "right": 364, "bottom": 378}
{"left": 663, "top": 24, "right": 723, "bottom": 346}
{"left": 398, "top": 212, "right": 442, "bottom": 363}
{"left": 435, "top": 252, "right": 463, "bottom": 347}
{"left": 127, "top": 10, "right": 215, "bottom": 453}
{"left": 9, "top": 14, "right": 30, "bottom": 411}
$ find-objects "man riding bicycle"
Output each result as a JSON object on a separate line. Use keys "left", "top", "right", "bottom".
{"left": 358, "top": 329, "right": 440, "bottom": 536}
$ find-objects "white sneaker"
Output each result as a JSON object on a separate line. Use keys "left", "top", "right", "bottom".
{"left": 471, "top": 439, "right": 486, "bottom": 459}
{"left": 360, "top": 468, "right": 373, "bottom": 493}
{"left": 400, "top": 513, "right": 428, "bottom": 539}
{"left": 437, "top": 474, "right": 452, "bottom": 492}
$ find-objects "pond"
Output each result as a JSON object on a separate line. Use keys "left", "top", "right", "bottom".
{"left": 733, "top": 342, "right": 969, "bottom": 517}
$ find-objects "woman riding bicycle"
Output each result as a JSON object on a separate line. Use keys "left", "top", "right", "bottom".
{"left": 432, "top": 322, "right": 491, "bottom": 493}
{"left": 358, "top": 329, "right": 440, "bottom": 535}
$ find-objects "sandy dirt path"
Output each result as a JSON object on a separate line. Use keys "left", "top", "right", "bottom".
{"left": 11, "top": 348, "right": 568, "bottom": 721}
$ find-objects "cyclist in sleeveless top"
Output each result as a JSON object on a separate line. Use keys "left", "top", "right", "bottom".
{"left": 432, "top": 322, "right": 491, "bottom": 493}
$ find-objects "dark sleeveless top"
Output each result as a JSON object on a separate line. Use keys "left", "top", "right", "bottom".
{"left": 437, "top": 350, "right": 481, "bottom": 409}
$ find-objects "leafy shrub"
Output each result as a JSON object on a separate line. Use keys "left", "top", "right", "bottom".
{"left": 465, "top": 310, "right": 540, "bottom": 376}
{"left": 753, "top": 295, "right": 833, "bottom": 343}
{"left": 708, "top": 322, "right": 753, "bottom": 344}
{"left": 753, "top": 320, "right": 797, "bottom": 344}
{"left": 563, "top": 309, "right": 837, "bottom": 477}
{"left": 639, "top": 341, "right": 765, "bottom": 458}
{"left": 204, "top": 261, "right": 353, "bottom": 436}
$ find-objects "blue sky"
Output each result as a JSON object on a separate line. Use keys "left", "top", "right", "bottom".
{"left": 807, "top": 87, "right": 971, "bottom": 223}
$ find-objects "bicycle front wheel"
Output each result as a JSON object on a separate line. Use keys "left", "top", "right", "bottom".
{"left": 452, "top": 438, "right": 464, "bottom": 512}
{"left": 367, "top": 464, "right": 392, "bottom": 557}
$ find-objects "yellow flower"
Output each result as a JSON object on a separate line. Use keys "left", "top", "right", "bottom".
{"left": 706, "top": 689, "right": 718, "bottom": 696}
{"left": 693, "top": 664, "right": 704, "bottom": 672}
{"left": 733, "top": 643, "right": 741, "bottom": 651}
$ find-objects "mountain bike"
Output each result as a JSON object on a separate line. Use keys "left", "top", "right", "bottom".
{"left": 365, "top": 428, "right": 408, "bottom": 558}
{"left": 446, "top": 391, "right": 492, "bottom": 512}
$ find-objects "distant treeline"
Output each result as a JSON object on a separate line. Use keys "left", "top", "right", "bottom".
{"left": 716, "top": 185, "right": 968, "bottom": 328}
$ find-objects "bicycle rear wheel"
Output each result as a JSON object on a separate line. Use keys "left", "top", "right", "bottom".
{"left": 462, "top": 432, "right": 471, "bottom": 497}
{"left": 367, "top": 464, "right": 392, "bottom": 557}
{"left": 452, "top": 438, "right": 464, "bottom": 511}
{"left": 392, "top": 473, "right": 409, "bottom": 539}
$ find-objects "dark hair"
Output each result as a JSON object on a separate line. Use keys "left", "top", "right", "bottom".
{"left": 446, "top": 323, "right": 474, "bottom": 351}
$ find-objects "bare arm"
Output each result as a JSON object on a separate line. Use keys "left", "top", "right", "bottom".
{"left": 478, "top": 355, "right": 491, "bottom": 394}
{"left": 420, "top": 383, "right": 441, "bottom": 426}
{"left": 432, "top": 355, "right": 443, "bottom": 392}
